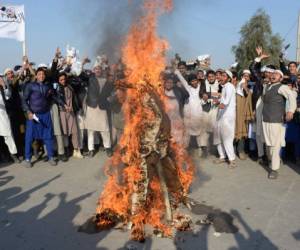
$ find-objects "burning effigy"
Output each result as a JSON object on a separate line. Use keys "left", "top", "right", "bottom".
{"left": 91, "top": 0, "right": 195, "bottom": 241}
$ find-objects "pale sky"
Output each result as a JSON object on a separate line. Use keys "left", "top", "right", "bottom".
{"left": 0, "top": 0, "right": 299, "bottom": 72}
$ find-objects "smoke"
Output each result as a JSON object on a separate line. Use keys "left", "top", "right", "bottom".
{"left": 81, "top": 0, "right": 142, "bottom": 63}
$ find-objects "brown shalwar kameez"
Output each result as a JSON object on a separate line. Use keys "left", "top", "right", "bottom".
{"left": 59, "top": 86, "right": 80, "bottom": 149}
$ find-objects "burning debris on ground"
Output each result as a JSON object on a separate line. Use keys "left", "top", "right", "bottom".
{"left": 86, "top": 0, "right": 196, "bottom": 242}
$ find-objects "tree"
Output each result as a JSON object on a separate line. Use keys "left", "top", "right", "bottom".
{"left": 232, "top": 9, "right": 283, "bottom": 71}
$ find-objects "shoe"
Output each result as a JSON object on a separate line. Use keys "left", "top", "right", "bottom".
{"left": 106, "top": 148, "right": 113, "bottom": 157}
{"left": 64, "top": 147, "right": 70, "bottom": 158}
{"left": 33, "top": 148, "right": 40, "bottom": 160}
{"left": 49, "top": 158, "right": 57, "bottom": 166}
{"left": 201, "top": 147, "right": 208, "bottom": 159}
{"left": 58, "top": 154, "right": 68, "bottom": 162}
{"left": 198, "top": 148, "right": 203, "bottom": 157}
{"left": 238, "top": 152, "right": 247, "bottom": 160}
{"left": 258, "top": 156, "right": 269, "bottom": 166}
{"left": 43, "top": 156, "right": 49, "bottom": 162}
{"left": 228, "top": 160, "right": 237, "bottom": 169}
{"left": 213, "top": 158, "right": 226, "bottom": 164}
{"left": 88, "top": 150, "right": 94, "bottom": 158}
{"left": 268, "top": 170, "right": 278, "bottom": 179}
{"left": 73, "top": 149, "right": 83, "bottom": 159}
{"left": 11, "top": 154, "right": 21, "bottom": 163}
{"left": 23, "top": 160, "right": 33, "bottom": 168}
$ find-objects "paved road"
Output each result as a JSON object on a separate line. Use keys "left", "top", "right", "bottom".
{"left": 1, "top": 151, "right": 300, "bottom": 250}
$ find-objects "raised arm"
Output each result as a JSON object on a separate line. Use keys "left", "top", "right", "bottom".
{"left": 174, "top": 69, "right": 190, "bottom": 93}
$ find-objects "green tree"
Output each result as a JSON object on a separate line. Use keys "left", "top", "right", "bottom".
{"left": 232, "top": 9, "right": 283, "bottom": 71}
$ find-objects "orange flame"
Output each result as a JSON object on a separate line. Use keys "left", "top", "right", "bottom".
{"left": 96, "top": 0, "right": 195, "bottom": 238}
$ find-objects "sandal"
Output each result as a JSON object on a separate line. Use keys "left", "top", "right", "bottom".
{"left": 268, "top": 170, "right": 278, "bottom": 179}
{"left": 213, "top": 158, "right": 226, "bottom": 164}
{"left": 228, "top": 160, "right": 237, "bottom": 169}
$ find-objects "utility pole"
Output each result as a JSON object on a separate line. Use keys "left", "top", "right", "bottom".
{"left": 297, "top": 11, "right": 300, "bottom": 63}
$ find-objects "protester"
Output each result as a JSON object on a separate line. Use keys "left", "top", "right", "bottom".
{"left": 234, "top": 70, "right": 254, "bottom": 160}
{"left": 249, "top": 47, "right": 271, "bottom": 164}
{"left": 22, "top": 68, "right": 65, "bottom": 167}
{"left": 57, "top": 72, "right": 83, "bottom": 159}
{"left": 0, "top": 77, "right": 20, "bottom": 163}
{"left": 174, "top": 68, "right": 208, "bottom": 156}
{"left": 163, "top": 74, "right": 188, "bottom": 147}
{"left": 85, "top": 64, "right": 113, "bottom": 157}
{"left": 214, "top": 70, "right": 237, "bottom": 168}
{"left": 3, "top": 67, "right": 26, "bottom": 158}
{"left": 262, "top": 70, "right": 296, "bottom": 179}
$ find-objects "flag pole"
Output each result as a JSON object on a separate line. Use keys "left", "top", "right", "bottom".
{"left": 22, "top": 5, "right": 26, "bottom": 57}
{"left": 22, "top": 41, "right": 26, "bottom": 56}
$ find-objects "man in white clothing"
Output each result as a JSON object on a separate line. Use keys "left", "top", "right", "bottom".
{"left": 0, "top": 77, "right": 19, "bottom": 163}
{"left": 174, "top": 69, "right": 207, "bottom": 156}
{"left": 214, "top": 70, "right": 237, "bottom": 168}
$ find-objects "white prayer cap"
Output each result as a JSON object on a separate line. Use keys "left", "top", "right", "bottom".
{"left": 261, "top": 66, "right": 267, "bottom": 72}
{"left": 231, "top": 62, "right": 238, "bottom": 68}
{"left": 197, "top": 54, "right": 210, "bottom": 61}
{"left": 225, "top": 70, "right": 233, "bottom": 79}
{"left": 93, "top": 61, "right": 101, "bottom": 69}
{"left": 274, "top": 70, "right": 284, "bottom": 78}
{"left": 265, "top": 67, "right": 275, "bottom": 73}
{"left": 37, "top": 63, "right": 48, "bottom": 69}
{"left": 242, "top": 69, "right": 251, "bottom": 75}
{"left": 4, "top": 68, "right": 13, "bottom": 75}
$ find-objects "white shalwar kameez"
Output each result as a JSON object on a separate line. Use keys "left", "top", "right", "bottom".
{"left": 214, "top": 82, "right": 236, "bottom": 161}
{"left": 175, "top": 70, "right": 206, "bottom": 147}
{"left": 0, "top": 89, "right": 17, "bottom": 154}
{"left": 204, "top": 80, "right": 220, "bottom": 136}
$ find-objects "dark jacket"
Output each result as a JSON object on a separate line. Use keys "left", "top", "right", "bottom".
{"left": 173, "top": 86, "right": 189, "bottom": 117}
{"left": 57, "top": 84, "right": 80, "bottom": 114}
{"left": 249, "top": 60, "right": 264, "bottom": 111}
{"left": 86, "top": 76, "right": 114, "bottom": 110}
{"left": 22, "top": 82, "right": 64, "bottom": 114}
{"left": 199, "top": 79, "right": 207, "bottom": 98}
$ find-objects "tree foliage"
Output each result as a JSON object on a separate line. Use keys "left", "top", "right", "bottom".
{"left": 232, "top": 9, "right": 283, "bottom": 71}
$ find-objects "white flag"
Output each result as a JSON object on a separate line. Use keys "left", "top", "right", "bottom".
{"left": 0, "top": 5, "right": 25, "bottom": 42}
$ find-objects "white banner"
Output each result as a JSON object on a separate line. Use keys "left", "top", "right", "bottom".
{"left": 0, "top": 5, "right": 25, "bottom": 42}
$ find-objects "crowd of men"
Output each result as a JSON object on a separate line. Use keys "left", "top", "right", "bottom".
{"left": 0, "top": 46, "right": 299, "bottom": 179}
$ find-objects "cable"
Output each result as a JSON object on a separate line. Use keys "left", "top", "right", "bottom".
{"left": 283, "top": 18, "right": 298, "bottom": 40}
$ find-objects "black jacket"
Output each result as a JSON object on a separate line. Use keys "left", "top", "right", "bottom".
{"left": 173, "top": 86, "right": 189, "bottom": 117}
{"left": 57, "top": 84, "right": 80, "bottom": 114}
{"left": 86, "top": 76, "right": 114, "bottom": 110}
{"left": 249, "top": 60, "right": 264, "bottom": 111}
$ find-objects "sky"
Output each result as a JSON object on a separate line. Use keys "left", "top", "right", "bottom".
{"left": 0, "top": 0, "right": 299, "bottom": 72}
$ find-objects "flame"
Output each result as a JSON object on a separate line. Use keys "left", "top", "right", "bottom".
{"left": 95, "top": 0, "right": 195, "bottom": 239}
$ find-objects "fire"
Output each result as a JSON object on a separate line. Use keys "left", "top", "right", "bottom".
{"left": 95, "top": 0, "right": 195, "bottom": 241}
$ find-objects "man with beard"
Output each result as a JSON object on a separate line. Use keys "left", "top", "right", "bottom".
{"left": 2, "top": 67, "right": 26, "bottom": 159}
{"left": 199, "top": 70, "right": 220, "bottom": 157}
{"left": 85, "top": 63, "right": 113, "bottom": 157}
{"left": 250, "top": 47, "right": 273, "bottom": 164}
{"left": 0, "top": 77, "right": 19, "bottom": 163}
{"left": 163, "top": 74, "right": 188, "bottom": 147}
{"left": 174, "top": 68, "right": 206, "bottom": 156}
{"left": 214, "top": 70, "right": 237, "bottom": 168}
{"left": 262, "top": 70, "right": 296, "bottom": 179}
{"left": 234, "top": 70, "right": 254, "bottom": 160}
